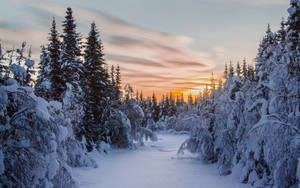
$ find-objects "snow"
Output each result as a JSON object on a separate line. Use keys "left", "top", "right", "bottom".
{"left": 25, "top": 59, "right": 35, "bottom": 67}
{"left": 5, "top": 78, "right": 18, "bottom": 86}
{"left": 73, "top": 134, "right": 250, "bottom": 188}
{"left": 10, "top": 63, "right": 26, "bottom": 78}
{"left": 0, "top": 150, "right": 4, "bottom": 175}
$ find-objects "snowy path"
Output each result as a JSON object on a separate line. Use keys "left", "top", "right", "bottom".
{"left": 73, "top": 134, "right": 250, "bottom": 188}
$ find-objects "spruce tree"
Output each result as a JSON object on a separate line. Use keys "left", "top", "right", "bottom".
{"left": 247, "top": 64, "right": 255, "bottom": 81}
{"left": 286, "top": 0, "right": 300, "bottom": 114}
{"left": 35, "top": 46, "right": 50, "bottom": 99}
{"left": 229, "top": 61, "right": 234, "bottom": 78}
{"left": 115, "top": 65, "right": 121, "bottom": 100}
{"left": 110, "top": 65, "right": 117, "bottom": 100}
{"left": 210, "top": 72, "right": 216, "bottom": 89}
{"left": 188, "top": 93, "right": 193, "bottom": 107}
{"left": 169, "top": 92, "right": 176, "bottom": 116}
{"left": 111, "top": 65, "right": 115, "bottom": 87}
{"left": 60, "top": 7, "right": 82, "bottom": 91}
{"left": 151, "top": 92, "right": 160, "bottom": 122}
{"left": 286, "top": 0, "right": 300, "bottom": 52}
{"left": 176, "top": 94, "right": 181, "bottom": 107}
{"left": 24, "top": 47, "right": 35, "bottom": 87}
{"left": 224, "top": 63, "right": 228, "bottom": 78}
{"left": 236, "top": 61, "right": 241, "bottom": 77}
{"left": 277, "top": 18, "right": 287, "bottom": 43}
{"left": 82, "top": 22, "right": 109, "bottom": 151}
{"left": 48, "top": 17, "right": 63, "bottom": 101}
{"left": 242, "top": 58, "right": 248, "bottom": 79}
{"left": 140, "top": 90, "right": 143, "bottom": 102}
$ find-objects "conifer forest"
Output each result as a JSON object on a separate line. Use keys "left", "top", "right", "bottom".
{"left": 0, "top": 1, "right": 299, "bottom": 188}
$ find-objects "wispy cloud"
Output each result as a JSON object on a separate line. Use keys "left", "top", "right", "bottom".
{"left": 0, "top": 0, "right": 220, "bottom": 96}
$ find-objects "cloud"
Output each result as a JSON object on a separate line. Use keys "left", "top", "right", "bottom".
{"left": 107, "top": 54, "right": 165, "bottom": 67}
{"left": 0, "top": 0, "right": 220, "bottom": 97}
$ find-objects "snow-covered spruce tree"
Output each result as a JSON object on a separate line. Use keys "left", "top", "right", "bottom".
{"left": 24, "top": 47, "right": 35, "bottom": 87}
{"left": 178, "top": 85, "right": 217, "bottom": 162}
{"left": 0, "top": 83, "right": 95, "bottom": 187}
{"left": 35, "top": 18, "right": 62, "bottom": 101}
{"left": 146, "top": 92, "right": 161, "bottom": 131}
{"left": 286, "top": 0, "right": 300, "bottom": 121}
{"left": 151, "top": 92, "right": 160, "bottom": 122}
{"left": 81, "top": 22, "right": 110, "bottom": 151}
{"left": 236, "top": 61, "right": 241, "bottom": 77}
{"left": 179, "top": 2, "right": 300, "bottom": 186}
{"left": 109, "top": 65, "right": 118, "bottom": 100}
{"left": 35, "top": 45, "right": 50, "bottom": 99}
{"left": 60, "top": 8, "right": 84, "bottom": 133}
{"left": 121, "top": 84, "right": 157, "bottom": 145}
{"left": 0, "top": 43, "right": 8, "bottom": 84}
{"left": 48, "top": 17, "right": 63, "bottom": 102}
{"left": 60, "top": 8, "right": 82, "bottom": 89}
{"left": 115, "top": 65, "right": 121, "bottom": 99}
{"left": 242, "top": 59, "right": 248, "bottom": 80}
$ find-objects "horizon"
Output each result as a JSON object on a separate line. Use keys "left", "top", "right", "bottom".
{"left": 0, "top": 0, "right": 289, "bottom": 99}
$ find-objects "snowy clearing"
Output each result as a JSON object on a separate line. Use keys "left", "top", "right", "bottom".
{"left": 73, "top": 134, "right": 250, "bottom": 188}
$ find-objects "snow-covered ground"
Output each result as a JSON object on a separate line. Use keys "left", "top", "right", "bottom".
{"left": 73, "top": 133, "right": 250, "bottom": 188}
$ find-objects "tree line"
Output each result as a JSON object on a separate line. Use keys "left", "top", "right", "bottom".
{"left": 178, "top": 1, "right": 300, "bottom": 187}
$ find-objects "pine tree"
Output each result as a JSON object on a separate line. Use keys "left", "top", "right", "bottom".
{"left": 162, "top": 95, "right": 170, "bottom": 117}
{"left": 247, "top": 64, "right": 255, "bottom": 81}
{"left": 210, "top": 72, "right": 216, "bottom": 89}
{"left": 188, "top": 93, "right": 193, "bottom": 108}
{"left": 151, "top": 92, "right": 160, "bottom": 122}
{"left": 48, "top": 17, "right": 63, "bottom": 101}
{"left": 111, "top": 65, "right": 115, "bottom": 86}
{"left": 82, "top": 22, "right": 109, "bottom": 151}
{"left": 110, "top": 65, "right": 118, "bottom": 100}
{"left": 242, "top": 58, "right": 248, "bottom": 79}
{"left": 115, "top": 65, "right": 121, "bottom": 100}
{"left": 180, "top": 93, "right": 184, "bottom": 106}
{"left": 136, "top": 90, "right": 139, "bottom": 102}
{"left": 277, "top": 18, "right": 287, "bottom": 43}
{"left": 224, "top": 63, "right": 228, "bottom": 78}
{"left": 236, "top": 61, "right": 241, "bottom": 77}
{"left": 24, "top": 46, "right": 35, "bottom": 87}
{"left": 169, "top": 92, "right": 176, "bottom": 116}
{"left": 140, "top": 90, "right": 143, "bottom": 102}
{"left": 229, "top": 61, "right": 234, "bottom": 78}
{"left": 286, "top": 0, "right": 300, "bottom": 76}
{"left": 286, "top": 0, "right": 300, "bottom": 52}
{"left": 60, "top": 7, "right": 83, "bottom": 91}
{"left": 176, "top": 94, "right": 181, "bottom": 107}
{"left": 286, "top": 0, "right": 300, "bottom": 114}
{"left": 35, "top": 46, "right": 50, "bottom": 99}
{"left": 0, "top": 43, "right": 7, "bottom": 84}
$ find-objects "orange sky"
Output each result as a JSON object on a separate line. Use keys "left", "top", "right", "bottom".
{"left": 0, "top": 0, "right": 287, "bottom": 99}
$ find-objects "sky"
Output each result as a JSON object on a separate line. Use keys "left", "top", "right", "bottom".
{"left": 0, "top": 0, "right": 289, "bottom": 98}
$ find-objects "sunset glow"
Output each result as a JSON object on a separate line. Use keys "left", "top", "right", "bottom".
{"left": 0, "top": 0, "right": 288, "bottom": 98}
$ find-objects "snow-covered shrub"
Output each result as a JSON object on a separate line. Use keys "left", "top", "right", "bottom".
{"left": 151, "top": 119, "right": 167, "bottom": 131}
{"left": 0, "top": 42, "right": 35, "bottom": 86}
{"left": 234, "top": 117, "right": 299, "bottom": 187}
{"left": 178, "top": 125, "right": 215, "bottom": 161}
{"left": 62, "top": 83, "right": 84, "bottom": 132}
{"left": 121, "top": 101, "right": 144, "bottom": 140}
{"left": 0, "top": 84, "right": 95, "bottom": 187}
{"left": 139, "top": 127, "right": 158, "bottom": 142}
{"left": 121, "top": 99, "right": 157, "bottom": 145}
{"left": 104, "top": 107, "right": 132, "bottom": 148}
{"left": 175, "top": 114, "right": 202, "bottom": 132}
